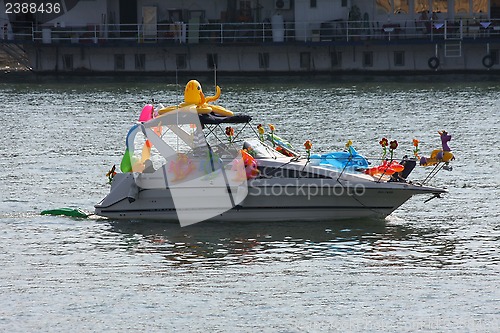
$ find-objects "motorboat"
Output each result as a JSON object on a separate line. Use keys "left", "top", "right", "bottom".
{"left": 95, "top": 81, "right": 452, "bottom": 226}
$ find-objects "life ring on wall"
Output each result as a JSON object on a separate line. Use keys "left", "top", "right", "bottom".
{"left": 482, "top": 54, "right": 494, "bottom": 68}
{"left": 428, "top": 56, "right": 440, "bottom": 70}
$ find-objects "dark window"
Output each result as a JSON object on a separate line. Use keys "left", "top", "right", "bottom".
{"left": 176, "top": 54, "right": 187, "bottom": 69}
{"left": 259, "top": 53, "right": 269, "bottom": 68}
{"left": 135, "top": 54, "right": 145, "bottom": 70}
{"left": 207, "top": 53, "right": 218, "bottom": 69}
{"left": 362, "top": 51, "right": 373, "bottom": 67}
{"left": 310, "top": 0, "right": 317, "bottom": 8}
{"left": 114, "top": 54, "right": 125, "bottom": 70}
{"left": 63, "top": 54, "right": 73, "bottom": 70}
{"left": 300, "top": 52, "right": 311, "bottom": 69}
{"left": 394, "top": 51, "right": 405, "bottom": 66}
{"left": 331, "top": 52, "right": 342, "bottom": 67}
{"left": 341, "top": 0, "right": 348, "bottom": 7}
{"left": 492, "top": 50, "right": 499, "bottom": 65}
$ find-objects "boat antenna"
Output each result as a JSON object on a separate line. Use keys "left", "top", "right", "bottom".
{"left": 214, "top": 64, "right": 217, "bottom": 90}
{"left": 175, "top": 65, "right": 178, "bottom": 86}
{"left": 212, "top": 53, "right": 217, "bottom": 91}
{"left": 175, "top": 65, "right": 180, "bottom": 103}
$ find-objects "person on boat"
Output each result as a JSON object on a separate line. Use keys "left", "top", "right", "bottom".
{"left": 143, "top": 159, "right": 155, "bottom": 173}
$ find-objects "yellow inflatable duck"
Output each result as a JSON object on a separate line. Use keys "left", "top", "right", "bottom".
{"left": 158, "top": 80, "right": 234, "bottom": 117}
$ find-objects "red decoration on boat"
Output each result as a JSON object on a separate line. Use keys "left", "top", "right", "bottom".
{"left": 364, "top": 160, "right": 404, "bottom": 176}
{"left": 241, "top": 149, "right": 259, "bottom": 179}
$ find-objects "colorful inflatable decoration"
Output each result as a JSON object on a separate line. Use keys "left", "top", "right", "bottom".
{"left": 364, "top": 160, "right": 405, "bottom": 176}
{"left": 311, "top": 146, "right": 369, "bottom": 171}
{"left": 420, "top": 130, "right": 454, "bottom": 166}
{"left": 257, "top": 124, "right": 265, "bottom": 142}
{"left": 41, "top": 207, "right": 89, "bottom": 218}
{"left": 378, "top": 137, "right": 399, "bottom": 160}
{"left": 120, "top": 124, "right": 141, "bottom": 173}
{"left": 304, "top": 140, "right": 312, "bottom": 160}
{"left": 138, "top": 104, "right": 154, "bottom": 122}
{"left": 264, "top": 124, "right": 295, "bottom": 156}
{"left": 276, "top": 145, "right": 295, "bottom": 157}
{"left": 232, "top": 158, "right": 247, "bottom": 182}
{"left": 194, "top": 151, "right": 231, "bottom": 182}
{"left": 141, "top": 124, "right": 162, "bottom": 164}
{"left": 412, "top": 138, "right": 420, "bottom": 159}
{"left": 120, "top": 148, "right": 134, "bottom": 173}
{"left": 225, "top": 126, "right": 235, "bottom": 143}
{"left": 158, "top": 80, "right": 234, "bottom": 117}
{"left": 141, "top": 139, "right": 152, "bottom": 162}
{"left": 233, "top": 150, "right": 259, "bottom": 181}
{"left": 379, "top": 137, "right": 389, "bottom": 159}
{"left": 241, "top": 149, "right": 259, "bottom": 179}
{"left": 389, "top": 140, "right": 398, "bottom": 160}
{"left": 120, "top": 121, "right": 162, "bottom": 174}
{"left": 168, "top": 153, "right": 196, "bottom": 182}
{"left": 255, "top": 123, "right": 295, "bottom": 157}
{"left": 106, "top": 165, "right": 117, "bottom": 184}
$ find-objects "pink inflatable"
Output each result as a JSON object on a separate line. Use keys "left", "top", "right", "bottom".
{"left": 138, "top": 104, "right": 154, "bottom": 122}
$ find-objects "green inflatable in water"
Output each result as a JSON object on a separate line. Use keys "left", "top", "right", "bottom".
{"left": 40, "top": 208, "right": 89, "bottom": 218}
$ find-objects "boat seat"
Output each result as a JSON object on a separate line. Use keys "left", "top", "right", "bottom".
{"left": 390, "top": 157, "right": 416, "bottom": 182}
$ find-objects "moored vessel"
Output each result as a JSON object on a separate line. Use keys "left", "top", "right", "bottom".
{"left": 94, "top": 80, "right": 453, "bottom": 226}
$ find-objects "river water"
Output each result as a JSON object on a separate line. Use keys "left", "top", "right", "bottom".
{"left": 0, "top": 74, "right": 499, "bottom": 332}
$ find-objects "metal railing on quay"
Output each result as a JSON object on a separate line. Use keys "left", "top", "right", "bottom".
{"left": 3, "top": 19, "right": 499, "bottom": 45}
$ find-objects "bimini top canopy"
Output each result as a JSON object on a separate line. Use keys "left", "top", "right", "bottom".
{"left": 154, "top": 111, "right": 252, "bottom": 125}
{"left": 200, "top": 113, "right": 252, "bottom": 125}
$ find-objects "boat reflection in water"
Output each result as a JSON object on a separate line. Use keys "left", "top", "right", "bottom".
{"left": 102, "top": 218, "right": 457, "bottom": 268}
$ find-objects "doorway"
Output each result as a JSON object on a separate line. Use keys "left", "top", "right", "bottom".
{"left": 119, "top": 0, "right": 137, "bottom": 37}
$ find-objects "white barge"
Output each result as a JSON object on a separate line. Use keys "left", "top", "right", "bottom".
{"left": 1, "top": 0, "right": 499, "bottom": 73}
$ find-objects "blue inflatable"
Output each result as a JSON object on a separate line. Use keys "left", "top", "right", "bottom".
{"left": 311, "top": 146, "right": 369, "bottom": 171}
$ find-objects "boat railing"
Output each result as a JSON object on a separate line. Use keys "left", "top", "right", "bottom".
{"left": 4, "top": 18, "right": 500, "bottom": 45}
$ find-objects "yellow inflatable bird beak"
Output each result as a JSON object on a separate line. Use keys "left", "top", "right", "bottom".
{"left": 184, "top": 80, "right": 204, "bottom": 105}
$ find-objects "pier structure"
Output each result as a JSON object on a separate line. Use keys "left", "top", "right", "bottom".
{"left": 1, "top": 0, "right": 499, "bottom": 73}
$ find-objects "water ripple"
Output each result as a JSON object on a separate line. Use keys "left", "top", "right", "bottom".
{"left": 1, "top": 76, "right": 499, "bottom": 332}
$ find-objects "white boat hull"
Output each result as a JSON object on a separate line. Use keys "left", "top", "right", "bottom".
{"left": 95, "top": 173, "right": 444, "bottom": 222}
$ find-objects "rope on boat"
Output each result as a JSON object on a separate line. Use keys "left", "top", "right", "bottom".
{"left": 336, "top": 153, "right": 353, "bottom": 181}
